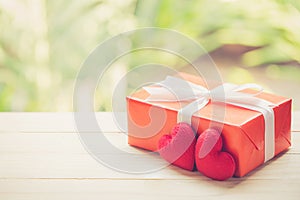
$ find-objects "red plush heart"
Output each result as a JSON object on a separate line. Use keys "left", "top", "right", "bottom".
{"left": 158, "top": 122, "right": 196, "bottom": 171}
{"left": 195, "top": 128, "right": 236, "bottom": 181}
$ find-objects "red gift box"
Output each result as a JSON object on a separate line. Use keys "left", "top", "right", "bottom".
{"left": 126, "top": 73, "right": 291, "bottom": 177}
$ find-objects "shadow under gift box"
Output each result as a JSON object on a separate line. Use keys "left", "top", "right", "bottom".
{"left": 126, "top": 73, "right": 292, "bottom": 177}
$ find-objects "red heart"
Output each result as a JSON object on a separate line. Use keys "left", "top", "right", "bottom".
{"left": 195, "top": 128, "right": 236, "bottom": 181}
{"left": 158, "top": 122, "right": 196, "bottom": 171}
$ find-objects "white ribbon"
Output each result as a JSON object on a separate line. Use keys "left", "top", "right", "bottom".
{"left": 143, "top": 76, "right": 275, "bottom": 162}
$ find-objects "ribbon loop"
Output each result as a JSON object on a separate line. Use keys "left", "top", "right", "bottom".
{"left": 144, "top": 76, "right": 209, "bottom": 102}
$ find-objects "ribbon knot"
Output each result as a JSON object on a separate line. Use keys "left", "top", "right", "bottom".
{"left": 143, "top": 76, "right": 275, "bottom": 162}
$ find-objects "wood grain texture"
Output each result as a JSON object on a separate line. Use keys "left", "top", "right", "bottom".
{"left": 0, "top": 112, "right": 298, "bottom": 133}
{"left": 0, "top": 132, "right": 298, "bottom": 180}
{"left": 0, "top": 112, "right": 123, "bottom": 133}
{"left": 0, "top": 112, "right": 299, "bottom": 200}
{"left": 0, "top": 179, "right": 299, "bottom": 200}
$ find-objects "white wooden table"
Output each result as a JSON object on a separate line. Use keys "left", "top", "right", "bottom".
{"left": 0, "top": 112, "right": 299, "bottom": 200}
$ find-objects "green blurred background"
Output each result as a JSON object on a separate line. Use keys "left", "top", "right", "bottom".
{"left": 0, "top": 0, "right": 299, "bottom": 111}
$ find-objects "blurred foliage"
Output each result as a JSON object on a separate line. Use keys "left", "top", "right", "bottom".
{"left": 0, "top": 0, "right": 300, "bottom": 111}
{"left": 136, "top": 0, "right": 300, "bottom": 65}
{"left": 0, "top": 0, "right": 137, "bottom": 111}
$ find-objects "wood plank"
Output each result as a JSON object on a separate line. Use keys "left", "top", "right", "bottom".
{"left": 0, "top": 152, "right": 298, "bottom": 180}
{"left": 0, "top": 132, "right": 299, "bottom": 155}
{"left": 0, "top": 112, "right": 124, "bottom": 133}
{"left": 0, "top": 131, "right": 298, "bottom": 153}
{"left": 0, "top": 111, "right": 298, "bottom": 132}
{"left": 0, "top": 132, "right": 148, "bottom": 154}
{"left": 0, "top": 179, "right": 299, "bottom": 200}
{"left": 0, "top": 132, "right": 299, "bottom": 180}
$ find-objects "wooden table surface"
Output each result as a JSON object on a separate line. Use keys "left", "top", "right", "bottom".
{"left": 0, "top": 112, "right": 299, "bottom": 200}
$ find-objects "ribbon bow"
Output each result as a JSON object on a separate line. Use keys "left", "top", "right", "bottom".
{"left": 143, "top": 76, "right": 275, "bottom": 162}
